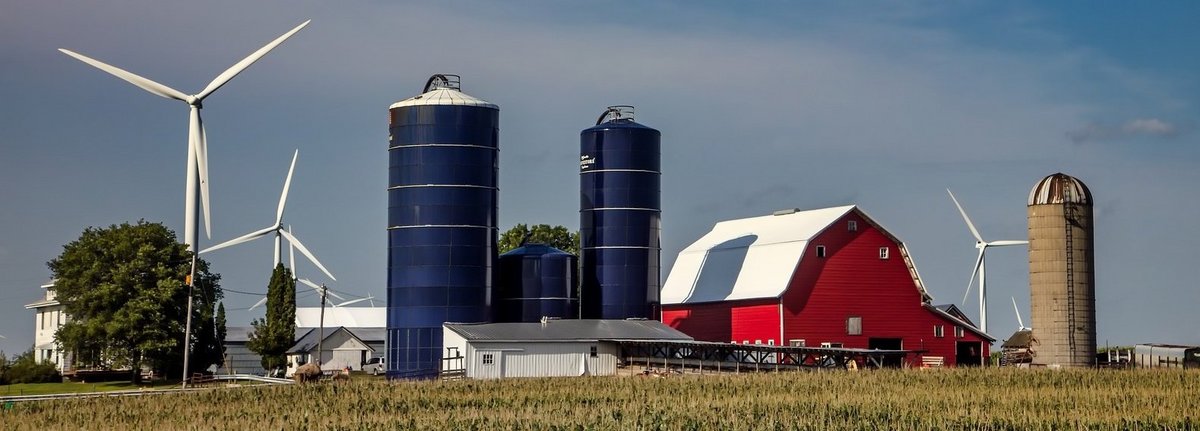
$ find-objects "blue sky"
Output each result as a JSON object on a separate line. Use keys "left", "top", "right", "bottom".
{"left": 2, "top": 1, "right": 1197, "bottom": 355}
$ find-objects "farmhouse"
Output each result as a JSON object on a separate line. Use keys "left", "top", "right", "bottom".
{"left": 442, "top": 319, "right": 692, "bottom": 379}
{"left": 661, "top": 205, "right": 994, "bottom": 367}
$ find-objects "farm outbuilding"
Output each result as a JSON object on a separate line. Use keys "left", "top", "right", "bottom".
{"left": 285, "top": 327, "right": 385, "bottom": 375}
{"left": 1133, "top": 344, "right": 1200, "bottom": 369}
{"left": 442, "top": 319, "right": 692, "bottom": 379}
{"left": 661, "top": 205, "right": 994, "bottom": 367}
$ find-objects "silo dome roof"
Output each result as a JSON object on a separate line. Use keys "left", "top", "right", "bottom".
{"left": 1028, "top": 173, "right": 1092, "bottom": 206}
{"left": 389, "top": 87, "right": 497, "bottom": 109}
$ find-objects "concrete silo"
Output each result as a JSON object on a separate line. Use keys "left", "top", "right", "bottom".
{"left": 1028, "top": 173, "right": 1096, "bottom": 367}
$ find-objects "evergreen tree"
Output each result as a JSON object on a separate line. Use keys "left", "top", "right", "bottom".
{"left": 247, "top": 264, "right": 296, "bottom": 372}
{"left": 215, "top": 302, "right": 227, "bottom": 368}
{"left": 48, "top": 220, "right": 222, "bottom": 382}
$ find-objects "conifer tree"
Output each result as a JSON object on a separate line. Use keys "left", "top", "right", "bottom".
{"left": 247, "top": 264, "right": 296, "bottom": 372}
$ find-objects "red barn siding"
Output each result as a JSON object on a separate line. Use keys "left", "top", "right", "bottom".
{"left": 663, "top": 209, "right": 990, "bottom": 367}
{"left": 663, "top": 300, "right": 779, "bottom": 344}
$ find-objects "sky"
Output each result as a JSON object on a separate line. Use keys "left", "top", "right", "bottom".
{"left": 2, "top": 1, "right": 1197, "bottom": 355}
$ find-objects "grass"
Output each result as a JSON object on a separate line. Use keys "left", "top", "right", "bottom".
{"left": 2, "top": 368, "right": 1198, "bottom": 430}
{"left": 0, "top": 380, "right": 179, "bottom": 397}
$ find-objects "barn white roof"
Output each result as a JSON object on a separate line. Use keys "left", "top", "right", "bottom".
{"left": 661, "top": 205, "right": 857, "bottom": 305}
{"left": 295, "top": 307, "right": 385, "bottom": 328}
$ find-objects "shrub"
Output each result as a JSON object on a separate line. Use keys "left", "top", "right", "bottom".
{"left": 4, "top": 349, "right": 62, "bottom": 384}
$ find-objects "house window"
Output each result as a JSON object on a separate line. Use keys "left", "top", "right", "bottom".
{"left": 589, "top": 346, "right": 598, "bottom": 357}
{"left": 482, "top": 353, "right": 495, "bottom": 365}
{"left": 847, "top": 316, "right": 862, "bottom": 335}
{"left": 955, "top": 326, "right": 965, "bottom": 338}
{"left": 934, "top": 325, "right": 945, "bottom": 338}
{"left": 816, "top": 245, "right": 827, "bottom": 258}
{"left": 848, "top": 220, "right": 858, "bottom": 231}
{"left": 789, "top": 339, "right": 806, "bottom": 347}
{"left": 879, "top": 247, "right": 890, "bottom": 259}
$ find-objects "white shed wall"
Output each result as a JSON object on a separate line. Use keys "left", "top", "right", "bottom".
{"left": 459, "top": 341, "right": 619, "bottom": 379}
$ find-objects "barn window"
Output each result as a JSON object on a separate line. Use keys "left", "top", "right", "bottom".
{"left": 934, "top": 325, "right": 945, "bottom": 338}
{"left": 847, "top": 317, "right": 862, "bottom": 335}
{"left": 742, "top": 340, "right": 749, "bottom": 345}
{"left": 955, "top": 326, "right": 965, "bottom": 338}
{"left": 816, "top": 245, "right": 827, "bottom": 258}
{"left": 482, "top": 353, "right": 495, "bottom": 365}
{"left": 821, "top": 342, "right": 843, "bottom": 348}
{"left": 590, "top": 346, "right": 598, "bottom": 357}
{"left": 790, "top": 339, "right": 806, "bottom": 347}
{"left": 848, "top": 220, "right": 858, "bottom": 231}
{"left": 755, "top": 339, "right": 762, "bottom": 345}
{"left": 879, "top": 247, "right": 890, "bottom": 259}
{"left": 768, "top": 339, "right": 775, "bottom": 346}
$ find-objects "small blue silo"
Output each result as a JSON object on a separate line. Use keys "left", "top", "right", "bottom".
{"left": 386, "top": 74, "right": 498, "bottom": 378}
{"left": 494, "top": 243, "right": 578, "bottom": 322}
{"left": 579, "top": 106, "right": 661, "bottom": 320}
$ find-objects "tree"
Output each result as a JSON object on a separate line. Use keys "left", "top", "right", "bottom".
{"left": 247, "top": 264, "right": 296, "bottom": 372}
{"left": 499, "top": 224, "right": 579, "bottom": 255}
{"left": 47, "top": 221, "right": 222, "bottom": 382}
{"left": 214, "top": 302, "right": 227, "bottom": 369}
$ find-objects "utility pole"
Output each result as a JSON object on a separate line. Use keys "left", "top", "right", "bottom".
{"left": 317, "top": 284, "right": 327, "bottom": 371}
{"left": 181, "top": 256, "right": 196, "bottom": 388}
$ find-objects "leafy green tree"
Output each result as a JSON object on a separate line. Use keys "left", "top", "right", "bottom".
{"left": 247, "top": 264, "right": 296, "bottom": 372}
{"left": 3, "top": 348, "right": 61, "bottom": 383}
{"left": 499, "top": 224, "right": 579, "bottom": 255}
{"left": 215, "top": 302, "right": 227, "bottom": 368}
{"left": 48, "top": 221, "right": 222, "bottom": 382}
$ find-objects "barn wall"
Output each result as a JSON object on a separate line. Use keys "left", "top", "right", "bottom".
{"left": 662, "top": 299, "right": 779, "bottom": 344}
{"left": 779, "top": 211, "right": 989, "bottom": 365}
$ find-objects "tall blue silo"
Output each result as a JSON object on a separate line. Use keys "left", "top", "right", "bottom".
{"left": 495, "top": 243, "right": 578, "bottom": 322}
{"left": 579, "top": 106, "right": 661, "bottom": 320}
{"left": 387, "top": 74, "right": 498, "bottom": 378}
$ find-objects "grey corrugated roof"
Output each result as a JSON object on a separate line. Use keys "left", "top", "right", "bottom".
{"left": 225, "top": 326, "right": 311, "bottom": 343}
{"left": 445, "top": 319, "right": 693, "bottom": 342}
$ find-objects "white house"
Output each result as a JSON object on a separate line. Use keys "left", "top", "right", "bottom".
{"left": 442, "top": 319, "right": 692, "bottom": 379}
{"left": 285, "top": 326, "right": 384, "bottom": 376}
{"left": 24, "top": 281, "right": 69, "bottom": 371}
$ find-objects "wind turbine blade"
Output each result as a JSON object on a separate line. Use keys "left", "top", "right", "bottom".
{"left": 58, "top": 49, "right": 190, "bottom": 102}
{"left": 280, "top": 229, "right": 335, "bottom": 281}
{"left": 276, "top": 150, "right": 298, "bottom": 225}
{"left": 335, "top": 297, "right": 372, "bottom": 307}
{"left": 1012, "top": 296, "right": 1025, "bottom": 329}
{"left": 947, "top": 189, "right": 984, "bottom": 242}
{"left": 288, "top": 226, "right": 296, "bottom": 275}
{"left": 193, "top": 108, "right": 212, "bottom": 239}
{"left": 195, "top": 20, "right": 311, "bottom": 100}
{"left": 988, "top": 240, "right": 1029, "bottom": 247}
{"left": 297, "top": 278, "right": 346, "bottom": 301}
{"left": 199, "top": 225, "right": 276, "bottom": 254}
{"left": 962, "top": 248, "right": 985, "bottom": 306}
{"left": 249, "top": 296, "right": 268, "bottom": 311}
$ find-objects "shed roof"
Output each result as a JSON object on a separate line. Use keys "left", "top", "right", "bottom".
{"left": 1001, "top": 329, "right": 1037, "bottom": 348}
{"left": 445, "top": 319, "right": 692, "bottom": 342}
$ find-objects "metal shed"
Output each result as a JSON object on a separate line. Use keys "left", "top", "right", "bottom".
{"left": 1134, "top": 344, "right": 1200, "bottom": 369}
{"left": 442, "top": 319, "right": 692, "bottom": 379}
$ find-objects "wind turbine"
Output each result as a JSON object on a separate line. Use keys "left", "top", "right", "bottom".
{"left": 947, "top": 189, "right": 1028, "bottom": 335}
{"left": 60, "top": 20, "right": 310, "bottom": 388}
{"left": 201, "top": 150, "right": 336, "bottom": 282}
{"left": 59, "top": 20, "right": 311, "bottom": 253}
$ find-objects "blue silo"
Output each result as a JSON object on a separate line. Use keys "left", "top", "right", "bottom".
{"left": 495, "top": 243, "right": 579, "bottom": 322}
{"left": 579, "top": 106, "right": 661, "bottom": 320}
{"left": 387, "top": 74, "right": 498, "bottom": 378}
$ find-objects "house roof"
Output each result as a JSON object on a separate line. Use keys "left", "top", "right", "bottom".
{"left": 661, "top": 205, "right": 932, "bottom": 305}
{"left": 924, "top": 304, "right": 996, "bottom": 342}
{"left": 445, "top": 319, "right": 693, "bottom": 342}
{"left": 286, "top": 327, "right": 384, "bottom": 354}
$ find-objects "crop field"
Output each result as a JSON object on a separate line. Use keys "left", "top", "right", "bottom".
{"left": 3, "top": 368, "right": 1197, "bottom": 430}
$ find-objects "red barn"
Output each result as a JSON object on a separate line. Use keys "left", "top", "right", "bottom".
{"left": 660, "top": 205, "right": 993, "bottom": 367}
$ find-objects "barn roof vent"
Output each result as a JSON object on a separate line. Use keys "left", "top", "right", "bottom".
{"left": 773, "top": 208, "right": 801, "bottom": 216}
